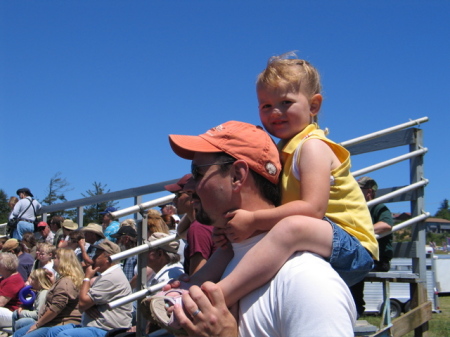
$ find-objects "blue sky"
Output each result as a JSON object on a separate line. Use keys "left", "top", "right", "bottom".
{"left": 1, "top": 1, "right": 449, "bottom": 216}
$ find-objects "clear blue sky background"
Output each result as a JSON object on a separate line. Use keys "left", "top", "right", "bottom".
{"left": 1, "top": 1, "right": 449, "bottom": 216}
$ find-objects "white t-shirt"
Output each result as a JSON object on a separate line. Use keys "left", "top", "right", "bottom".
{"left": 222, "top": 233, "right": 356, "bottom": 337}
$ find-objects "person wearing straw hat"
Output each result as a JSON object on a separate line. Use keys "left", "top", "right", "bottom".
{"left": 77, "top": 223, "right": 105, "bottom": 268}
{"left": 57, "top": 220, "right": 79, "bottom": 248}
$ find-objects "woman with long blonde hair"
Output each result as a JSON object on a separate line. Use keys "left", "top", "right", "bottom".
{"left": 13, "top": 249, "right": 83, "bottom": 337}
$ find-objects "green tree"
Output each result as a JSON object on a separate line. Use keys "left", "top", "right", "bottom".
{"left": 435, "top": 199, "right": 450, "bottom": 220}
{"left": 81, "top": 182, "right": 118, "bottom": 225}
{"left": 0, "top": 189, "right": 10, "bottom": 225}
{"left": 42, "top": 172, "right": 74, "bottom": 219}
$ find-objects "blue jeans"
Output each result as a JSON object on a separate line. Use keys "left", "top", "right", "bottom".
{"left": 53, "top": 326, "right": 107, "bottom": 337}
{"left": 12, "top": 221, "right": 35, "bottom": 240}
{"left": 13, "top": 316, "right": 36, "bottom": 332}
{"left": 326, "top": 218, "right": 374, "bottom": 286}
{"left": 13, "top": 323, "right": 51, "bottom": 337}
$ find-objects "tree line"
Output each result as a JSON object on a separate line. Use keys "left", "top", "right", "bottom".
{"left": 0, "top": 172, "right": 118, "bottom": 226}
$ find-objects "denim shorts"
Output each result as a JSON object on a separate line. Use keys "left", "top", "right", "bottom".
{"left": 325, "top": 217, "right": 374, "bottom": 287}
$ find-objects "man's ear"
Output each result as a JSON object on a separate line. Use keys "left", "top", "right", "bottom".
{"left": 231, "top": 160, "right": 249, "bottom": 190}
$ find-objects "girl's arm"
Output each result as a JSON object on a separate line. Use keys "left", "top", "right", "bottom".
{"left": 218, "top": 139, "right": 339, "bottom": 307}
{"left": 226, "top": 139, "right": 336, "bottom": 240}
{"left": 27, "top": 308, "right": 58, "bottom": 333}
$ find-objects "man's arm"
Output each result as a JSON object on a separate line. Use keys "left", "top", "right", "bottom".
{"left": 78, "top": 265, "right": 99, "bottom": 312}
{"left": 0, "top": 295, "right": 10, "bottom": 307}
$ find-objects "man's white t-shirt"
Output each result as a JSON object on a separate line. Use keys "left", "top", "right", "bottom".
{"left": 222, "top": 233, "right": 356, "bottom": 337}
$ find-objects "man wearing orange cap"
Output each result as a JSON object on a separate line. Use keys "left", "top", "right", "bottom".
{"left": 165, "top": 121, "right": 355, "bottom": 337}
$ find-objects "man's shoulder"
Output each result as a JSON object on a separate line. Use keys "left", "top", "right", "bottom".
{"left": 19, "top": 252, "right": 35, "bottom": 263}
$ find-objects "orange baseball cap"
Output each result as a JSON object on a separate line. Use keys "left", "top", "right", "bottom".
{"left": 169, "top": 121, "right": 281, "bottom": 184}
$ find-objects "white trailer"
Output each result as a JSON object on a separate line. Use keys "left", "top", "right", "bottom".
{"left": 363, "top": 257, "right": 440, "bottom": 318}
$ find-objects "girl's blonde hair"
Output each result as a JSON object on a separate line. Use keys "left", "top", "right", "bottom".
{"left": 147, "top": 209, "right": 169, "bottom": 236}
{"left": 30, "top": 268, "right": 53, "bottom": 290}
{"left": 39, "top": 243, "right": 56, "bottom": 257}
{"left": 55, "top": 248, "right": 84, "bottom": 289}
{"left": 257, "top": 51, "right": 322, "bottom": 99}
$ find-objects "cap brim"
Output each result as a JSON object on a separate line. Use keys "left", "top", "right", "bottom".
{"left": 169, "top": 135, "right": 221, "bottom": 159}
{"left": 164, "top": 183, "right": 182, "bottom": 192}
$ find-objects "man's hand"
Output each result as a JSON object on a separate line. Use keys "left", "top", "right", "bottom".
{"left": 78, "top": 238, "right": 86, "bottom": 250}
{"left": 173, "top": 282, "right": 238, "bottom": 337}
{"left": 84, "top": 265, "right": 100, "bottom": 280}
{"left": 225, "top": 209, "right": 255, "bottom": 242}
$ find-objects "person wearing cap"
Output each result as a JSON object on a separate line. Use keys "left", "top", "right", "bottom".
{"left": 2, "top": 239, "right": 34, "bottom": 282}
{"left": 165, "top": 174, "right": 214, "bottom": 275}
{"left": 145, "top": 232, "right": 184, "bottom": 287}
{"left": 99, "top": 207, "right": 120, "bottom": 243}
{"left": 9, "top": 188, "right": 41, "bottom": 241}
{"left": 58, "top": 220, "right": 79, "bottom": 248}
{"left": 162, "top": 121, "right": 355, "bottom": 337}
{"left": 111, "top": 226, "right": 138, "bottom": 281}
{"left": 49, "top": 216, "right": 65, "bottom": 247}
{"left": 0, "top": 252, "right": 25, "bottom": 329}
{"left": 350, "top": 176, "right": 394, "bottom": 317}
{"left": 77, "top": 223, "right": 105, "bottom": 268}
{"left": 45, "top": 240, "right": 133, "bottom": 337}
{"left": 37, "top": 222, "right": 55, "bottom": 245}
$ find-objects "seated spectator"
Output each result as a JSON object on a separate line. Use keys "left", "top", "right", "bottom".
{"left": 36, "top": 222, "right": 55, "bottom": 245}
{"left": 0, "top": 253, "right": 25, "bottom": 329}
{"left": 33, "top": 243, "right": 57, "bottom": 277}
{"left": 2, "top": 239, "right": 34, "bottom": 282}
{"left": 120, "top": 219, "right": 136, "bottom": 232}
{"left": 99, "top": 207, "right": 120, "bottom": 242}
{"left": 21, "top": 232, "right": 37, "bottom": 259}
{"left": 12, "top": 268, "right": 54, "bottom": 332}
{"left": 13, "top": 248, "right": 84, "bottom": 337}
{"left": 166, "top": 174, "right": 215, "bottom": 275}
{"left": 78, "top": 223, "right": 105, "bottom": 267}
{"left": 0, "top": 236, "right": 8, "bottom": 251}
{"left": 44, "top": 240, "right": 133, "bottom": 337}
{"left": 66, "top": 230, "right": 86, "bottom": 253}
{"left": 49, "top": 216, "right": 65, "bottom": 247}
{"left": 57, "top": 220, "right": 79, "bottom": 248}
{"left": 146, "top": 210, "right": 169, "bottom": 237}
{"left": 145, "top": 233, "right": 184, "bottom": 287}
{"left": 111, "top": 226, "right": 137, "bottom": 282}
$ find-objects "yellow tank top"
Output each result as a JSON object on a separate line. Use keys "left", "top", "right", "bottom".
{"left": 278, "top": 124, "right": 379, "bottom": 260}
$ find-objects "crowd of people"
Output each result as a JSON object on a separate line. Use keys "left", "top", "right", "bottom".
{"left": 1, "top": 52, "right": 396, "bottom": 337}
{"left": 1, "top": 189, "right": 212, "bottom": 337}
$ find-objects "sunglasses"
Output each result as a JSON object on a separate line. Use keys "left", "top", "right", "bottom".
{"left": 191, "top": 160, "right": 235, "bottom": 180}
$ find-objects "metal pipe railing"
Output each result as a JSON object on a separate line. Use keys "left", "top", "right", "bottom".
{"left": 108, "top": 281, "right": 167, "bottom": 309}
{"left": 109, "top": 233, "right": 178, "bottom": 263}
{"left": 110, "top": 194, "right": 175, "bottom": 219}
{"left": 351, "top": 148, "right": 428, "bottom": 178}
{"left": 366, "top": 179, "right": 429, "bottom": 208}
{"left": 340, "top": 116, "right": 428, "bottom": 148}
{"left": 377, "top": 212, "right": 431, "bottom": 239}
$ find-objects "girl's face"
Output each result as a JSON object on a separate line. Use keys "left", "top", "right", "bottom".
{"left": 37, "top": 250, "right": 51, "bottom": 264}
{"left": 257, "top": 86, "right": 322, "bottom": 140}
{"left": 30, "top": 277, "right": 41, "bottom": 291}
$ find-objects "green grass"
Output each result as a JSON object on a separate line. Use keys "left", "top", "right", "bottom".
{"left": 362, "top": 296, "right": 450, "bottom": 336}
